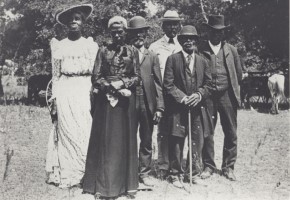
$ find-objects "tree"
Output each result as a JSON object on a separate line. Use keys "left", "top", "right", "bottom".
{"left": 0, "top": 0, "right": 288, "bottom": 74}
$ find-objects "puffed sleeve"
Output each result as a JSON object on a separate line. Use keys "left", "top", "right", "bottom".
{"left": 86, "top": 37, "right": 99, "bottom": 71}
{"left": 91, "top": 47, "right": 110, "bottom": 91}
{"left": 50, "top": 38, "right": 61, "bottom": 100}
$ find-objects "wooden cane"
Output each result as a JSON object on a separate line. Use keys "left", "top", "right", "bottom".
{"left": 188, "top": 109, "right": 192, "bottom": 191}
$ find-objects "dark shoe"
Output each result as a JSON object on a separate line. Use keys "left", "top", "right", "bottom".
{"left": 158, "top": 169, "right": 168, "bottom": 180}
{"left": 99, "top": 197, "right": 116, "bottom": 200}
{"left": 222, "top": 168, "right": 236, "bottom": 181}
{"left": 200, "top": 167, "right": 214, "bottom": 179}
{"left": 169, "top": 175, "right": 184, "bottom": 188}
{"left": 140, "top": 176, "right": 155, "bottom": 187}
{"left": 183, "top": 170, "right": 200, "bottom": 183}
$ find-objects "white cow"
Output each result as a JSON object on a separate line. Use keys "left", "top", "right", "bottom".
{"left": 268, "top": 74, "right": 286, "bottom": 114}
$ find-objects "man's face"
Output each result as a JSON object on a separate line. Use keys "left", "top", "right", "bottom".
{"left": 110, "top": 24, "right": 126, "bottom": 45}
{"left": 162, "top": 21, "right": 181, "bottom": 38}
{"left": 67, "top": 12, "right": 83, "bottom": 32}
{"left": 208, "top": 28, "right": 224, "bottom": 45}
{"left": 128, "top": 28, "right": 147, "bottom": 49}
{"left": 178, "top": 36, "right": 197, "bottom": 54}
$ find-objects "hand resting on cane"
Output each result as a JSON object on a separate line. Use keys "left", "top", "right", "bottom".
{"left": 181, "top": 92, "right": 202, "bottom": 107}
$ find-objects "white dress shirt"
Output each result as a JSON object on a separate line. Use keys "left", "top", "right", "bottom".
{"left": 209, "top": 41, "right": 221, "bottom": 55}
{"left": 148, "top": 35, "right": 182, "bottom": 79}
{"left": 137, "top": 46, "right": 145, "bottom": 62}
{"left": 182, "top": 50, "right": 195, "bottom": 73}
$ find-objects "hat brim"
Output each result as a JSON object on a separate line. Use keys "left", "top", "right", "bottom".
{"left": 126, "top": 26, "right": 150, "bottom": 30}
{"left": 177, "top": 34, "right": 199, "bottom": 39}
{"left": 56, "top": 4, "right": 93, "bottom": 26}
{"left": 202, "top": 23, "right": 230, "bottom": 30}
{"left": 160, "top": 17, "right": 183, "bottom": 22}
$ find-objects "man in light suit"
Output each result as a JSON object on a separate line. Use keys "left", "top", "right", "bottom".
{"left": 148, "top": 10, "right": 182, "bottom": 178}
{"left": 199, "top": 15, "right": 243, "bottom": 181}
{"left": 163, "top": 25, "right": 212, "bottom": 187}
{"left": 127, "top": 16, "right": 164, "bottom": 186}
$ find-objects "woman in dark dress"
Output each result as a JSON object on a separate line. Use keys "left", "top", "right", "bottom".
{"left": 82, "top": 16, "right": 140, "bottom": 200}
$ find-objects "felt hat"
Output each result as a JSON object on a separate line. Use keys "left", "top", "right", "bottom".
{"left": 203, "top": 15, "right": 230, "bottom": 30}
{"left": 127, "top": 16, "right": 150, "bottom": 30}
{"left": 177, "top": 25, "right": 199, "bottom": 40}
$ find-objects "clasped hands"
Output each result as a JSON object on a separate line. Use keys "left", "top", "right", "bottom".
{"left": 181, "top": 93, "right": 201, "bottom": 107}
{"left": 106, "top": 80, "right": 131, "bottom": 97}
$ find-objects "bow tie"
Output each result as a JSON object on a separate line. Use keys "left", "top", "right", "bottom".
{"left": 168, "top": 38, "right": 174, "bottom": 44}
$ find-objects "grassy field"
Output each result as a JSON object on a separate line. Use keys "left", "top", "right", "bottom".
{"left": 0, "top": 105, "right": 289, "bottom": 200}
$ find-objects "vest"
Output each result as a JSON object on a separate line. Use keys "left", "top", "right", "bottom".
{"left": 184, "top": 57, "right": 197, "bottom": 95}
{"left": 210, "top": 48, "right": 229, "bottom": 91}
{"left": 136, "top": 80, "right": 144, "bottom": 96}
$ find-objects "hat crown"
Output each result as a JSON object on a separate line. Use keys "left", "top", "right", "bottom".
{"left": 205, "top": 15, "right": 229, "bottom": 29}
{"left": 127, "top": 16, "right": 148, "bottom": 29}
{"left": 161, "top": 10, "right": 182, "bottom": 21}
{"left": 179, "top": 25, "right": 198, "bottom": 36}
{"left": 163, "top": 10, "right": 179, "bottom": 18}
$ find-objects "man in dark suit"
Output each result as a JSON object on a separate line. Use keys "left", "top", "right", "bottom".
{"left": 199, "top": 15, "right": 243, "bottom": 181}
{"left": 163, "top": 25, "right": 212, "bottom": 188}
{"left": 127, "top": 16, "right": 164, "bottom": 187}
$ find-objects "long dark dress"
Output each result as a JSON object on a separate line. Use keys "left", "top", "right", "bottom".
{"left": 83, "top": 44, "right": 140, "bottom": 198}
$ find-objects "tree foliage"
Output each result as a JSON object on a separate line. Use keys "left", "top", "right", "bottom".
{"left": 0, "top": 0, "right": 288, "bottom": 76}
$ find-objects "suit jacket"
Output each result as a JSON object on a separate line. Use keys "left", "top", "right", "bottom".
{"left": 199, "top": 41, "right": 243, "bottom": 106}
{"left": 139, "top": 48, "right": 164, "bottom": 114}
{"left": 149, "top": 35, "right": 182, "bottom": 79}
{"left": 163, "top": 51, "right": 213, "bottom": 138}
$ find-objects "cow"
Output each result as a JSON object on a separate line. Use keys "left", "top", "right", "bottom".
{"left": 268, "top": 73, "right": 287, "bottom": 114}
{"left": 27, "top": 74, "right": 52, "bottom": 106}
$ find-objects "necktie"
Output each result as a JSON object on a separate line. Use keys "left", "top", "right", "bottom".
{"left": 186, "top": 55, "right": 192, "bottom": 73}
{"left": 168, "top": 38, "right": 174, "bottom": 44}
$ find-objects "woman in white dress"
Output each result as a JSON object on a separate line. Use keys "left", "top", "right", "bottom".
{"left": 45, "top": 3, "right": 99, "bottom": 188}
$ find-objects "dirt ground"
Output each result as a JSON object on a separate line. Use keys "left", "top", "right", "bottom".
{"left": 0, "top": 105, "right": 289, "bottom": 200}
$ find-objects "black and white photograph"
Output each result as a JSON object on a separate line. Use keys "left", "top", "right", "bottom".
{"left": 0, "top": 0, "right": 289, "bottom": 199}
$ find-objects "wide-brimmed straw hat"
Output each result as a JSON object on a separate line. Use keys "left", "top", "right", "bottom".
{"left": 56, "top": 3, "right": 93, "bottom": 25}
{"left": 127, "top": 16, "right": 150, "bottom": 30}
{"left": 203, "top": 15, "right": 230, "bottom": 30}
{"left": 177, "top": 25, "right": 199, "bottom": 40}
{"left": 161, "top": 10, "right": 183, "bottom": 22}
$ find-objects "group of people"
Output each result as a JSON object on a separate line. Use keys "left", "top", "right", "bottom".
{"left": 45, "top": 3, "right": 243, "bottom": 200}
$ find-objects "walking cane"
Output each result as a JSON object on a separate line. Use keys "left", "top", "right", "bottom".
{"left": 188, "top": 108, "right": 192, "bottom": 192}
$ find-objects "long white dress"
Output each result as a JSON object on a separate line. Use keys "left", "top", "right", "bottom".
{"left": 45, "top": 37, "right": 98, "bottom": 188}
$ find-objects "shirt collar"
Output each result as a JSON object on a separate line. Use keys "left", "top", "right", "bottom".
{"left": 209, "top": 41, "right": 221, "bottom": 49}
{"left": 133, "top": 45, "right": 145, "bottom": 54}
{"left": 182, "top": 50, "right": 194, "bottom": 59}
{"left": 164, "top": 35, "right": 178, "bottom": 44}
{"left": 138, "top": 46, "right": 145, "bottom": 54}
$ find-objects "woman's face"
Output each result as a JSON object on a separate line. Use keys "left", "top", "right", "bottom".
{"left": 110, "top": 23, "right": 126, "bottom": 45}
{"left": 67, "top": 12, "right": 83, "bottom": 32}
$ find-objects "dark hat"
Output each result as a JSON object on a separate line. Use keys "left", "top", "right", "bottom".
{"left": 56, "top": 4, "right": 93, "bottom": 25}
{"left": 161, "top": 10, "right": 183, "bottom": 22}
{"left": 177, "top": 25, "right": 199, "bottom": 39}
{"left": 127, "top": 16, "right": 150, "bottom": 30}
{"left": 203, "top": 15, "right": 230, "bottom": 30}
